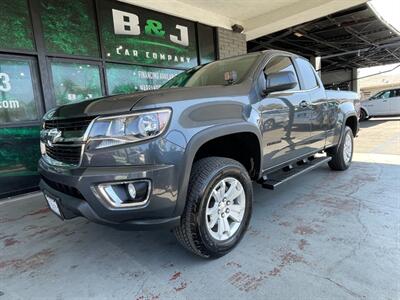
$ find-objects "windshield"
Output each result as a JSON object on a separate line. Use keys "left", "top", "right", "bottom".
{"left": 161, "top": 53, "right": 260, "bottom": 89}
{"left": 371, "top": 90, "right": 390, "bottom": 99}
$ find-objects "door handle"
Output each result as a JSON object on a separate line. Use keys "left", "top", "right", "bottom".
{"left": 299, "top": 100, "right": 309, "bottom": 108}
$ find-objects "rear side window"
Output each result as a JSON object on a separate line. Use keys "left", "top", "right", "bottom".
{"left": 295, "top": 58, "right": 318, "bottom": 90}
{"left": 391, "top": 89, "right": 400, "bottom": 98}
{"left": 264, "top": 56, "right": 299, "bottom": 91}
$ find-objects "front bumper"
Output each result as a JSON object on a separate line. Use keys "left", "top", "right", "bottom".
{"left": 38, "top": 158, "right": 181, "bottom": 230}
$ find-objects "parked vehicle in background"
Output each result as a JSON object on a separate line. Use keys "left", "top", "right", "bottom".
{"left": 39, "top": 50, "right": 360, "bottom": 258}
{"left": 360, "top": 88, "right": 400, "bottom": 120}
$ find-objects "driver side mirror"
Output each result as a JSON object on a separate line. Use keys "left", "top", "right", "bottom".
{"left": 264, "top": 71, "right": 297, "bottom": 94}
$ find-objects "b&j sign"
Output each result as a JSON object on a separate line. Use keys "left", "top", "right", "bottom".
{"left": 100, "top": 0, "right": 198, "bottom": 68}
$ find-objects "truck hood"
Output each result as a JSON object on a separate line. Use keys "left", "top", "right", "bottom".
{"left": 48, "top": 85, "right": 249, "bottom": 119}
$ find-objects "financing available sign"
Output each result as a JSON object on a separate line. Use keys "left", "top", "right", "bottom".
{"left": 100, "top": 0, "right": 198, "bottom": 68}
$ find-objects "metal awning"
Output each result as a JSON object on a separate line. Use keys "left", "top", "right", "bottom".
{"left": 120, "top": 0, "right": 367, "bottom": 41}
{"left": 247, "top": 3, "right": 400, "bottom": 71}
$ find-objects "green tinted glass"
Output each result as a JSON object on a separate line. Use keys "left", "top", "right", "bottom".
{"left": 0, "top": 126, "right": 40, "bottom": 177}
{"left": 106, "top": 63, "right": 182, "bottom": 95}
{"left": 198, "top": 24, "right": 216, "bottom": 64}
{"left": 51, "top": 62, "right": 103, "bottom": 106}
{"left": 40, "top": 0, "right": 99, "bottom": 57}
{"left": 0, "top": 126, "right": 40, "bottom": 197}
{"left": 0, "top": 59, "right": 39, "bottom": 123}
{"left": 0, "top": 0, "right": 35, "bottom": 51}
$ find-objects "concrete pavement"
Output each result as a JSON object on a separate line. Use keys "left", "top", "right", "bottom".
{"left": 0, "top": 117, "right": 399, "bottom": 299}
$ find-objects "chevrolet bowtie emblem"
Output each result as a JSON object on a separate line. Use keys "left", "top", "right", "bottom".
{"left": 47, "top": 128, "right": 62, "bottom": 145}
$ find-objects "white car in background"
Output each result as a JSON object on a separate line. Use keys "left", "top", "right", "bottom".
{"left": 360, "top": 88, "right": 400, "bottom": 120}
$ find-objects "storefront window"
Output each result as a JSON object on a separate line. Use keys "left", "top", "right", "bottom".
{"left": 50, "top": 61, "right": 103, "bottom": 106}
{"left": 198, "top": 24, "right": 216, "bottom": 64}
{"left": 40, "top": 0, "right": 99, "bottom": 57}
{"left": 0, "top": 58, "right": 39, "bottom": 123}
{"left": 0, "top": 126, "right": 41, "bottom": 197}
{"left": 106, "top": 63, "right": 182, "bottom": 95}
{"left": 0, "top": 0, "right": 35, "bottom": 51}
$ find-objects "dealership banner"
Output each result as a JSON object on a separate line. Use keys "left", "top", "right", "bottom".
{"left": 99, "top": 0, "right": 198, "bottom": 68}
{"left": 106, "top": 64, "right": 182, "bottom": 95}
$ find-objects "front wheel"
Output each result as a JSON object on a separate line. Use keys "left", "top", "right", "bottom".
{"left": 174, "top": 157, "right": 252, "bottom": 258}
{"left": 328, "top": 126, "right": 354, "bottom": 171}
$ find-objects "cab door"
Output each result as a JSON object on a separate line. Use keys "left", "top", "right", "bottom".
{"left": 254, "top": 55, "right": 313, "bottom": 170}
{"left": 293, "top": 57, "right": 328, "bottom": 151}
{"left": 389, "top": 89, "right": 400, "bottom": 115}
{"left": 365, "top": 90, "right": 391, "bottom": 115}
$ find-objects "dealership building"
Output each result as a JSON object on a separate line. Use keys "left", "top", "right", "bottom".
{"left": 2, "top": 0, "right": 394, "bottom": 198}
{"left": 1, "top": 0, "right": 221, "bottom": 197}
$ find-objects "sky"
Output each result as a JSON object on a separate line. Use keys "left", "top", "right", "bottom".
{"left": 359, "top": 63, "right": 400, "bottom": 77}
{"left": 357, "top": 0, "right": 400, "bottom": 76}
{"left": 369, "top": 0, "right": 400, "bottom": 33}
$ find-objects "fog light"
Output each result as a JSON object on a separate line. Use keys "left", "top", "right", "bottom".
{"left": 97, "top": 180, "right": 151, "bottom": 208}
{"left": 127, "top": 183, "right": 136, "bottom": 199}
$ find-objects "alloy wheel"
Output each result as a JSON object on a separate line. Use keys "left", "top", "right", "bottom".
{"left": 343, "top": 132, "right": 353, "bottom": 164}
{"left": 205, "top": 177, "right": 246, "bottom": 241}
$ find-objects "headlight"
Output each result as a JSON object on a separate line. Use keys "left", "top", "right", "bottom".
{"left": 42, "top": 108, "right": 57, "bottom": 129}
{"left": 87, "top": 109, "right": 171, "bottom": 149}
{"left": 43, "top": 108, "right": 57, "bottom": 120}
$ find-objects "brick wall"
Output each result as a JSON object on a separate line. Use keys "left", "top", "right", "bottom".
{"left": 216, "top": 27, "right": 247, "bottom": 59}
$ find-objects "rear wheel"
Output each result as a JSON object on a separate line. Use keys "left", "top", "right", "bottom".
{"left": 174, "top": 157, "right": 252, "bottom": 258}
{"left": 328, "top": 126, "right": 354, "bottom": 171}
{"left": 360, "top": 109, "right": 368, "bottom": 121}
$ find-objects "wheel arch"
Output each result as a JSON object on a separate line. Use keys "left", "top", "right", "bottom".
{"left": 174, "top": 123, "right": 262, "bottom": 216}
{"left": 345, "top": 114, "right": 358, "bottom": 137}
{"left": 329, "top": 113, "right": 358, "bottom": 156}
{"left": 360, "top": 106, "right": 369, "bottom": 117}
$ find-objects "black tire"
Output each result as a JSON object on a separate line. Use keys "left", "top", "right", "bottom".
{"left": 174, "top": 157, "right": 253, "bottom": 258}
{"left": 328, "top": 126, "right": 354, "bottom": 171}
{"left": 359, "top": 109, "right": 368, "bottom": 121}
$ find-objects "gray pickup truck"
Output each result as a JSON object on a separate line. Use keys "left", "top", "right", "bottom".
{"left": 39, "top": 50, "right": 360, "bottom": 258}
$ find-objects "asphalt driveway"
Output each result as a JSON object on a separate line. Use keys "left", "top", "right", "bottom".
{"left": 1, "top": 117, "right": 399, "bottom": 299}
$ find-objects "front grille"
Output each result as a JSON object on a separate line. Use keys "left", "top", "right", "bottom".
{"left": 44, "top": 116, "right": 95, "bottom": 166}
{"left": 44, "top": 116, "right": 94, "bottom": 137}
{"left": 45, "top": 144, "right": 82, "bottom": 165}
{"left": 41, "top": 176, "right": 84, "bottom": 200}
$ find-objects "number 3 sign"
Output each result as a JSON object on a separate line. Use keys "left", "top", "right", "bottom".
{"left": 0, "top": 73, "right": 11, "bottom": 92}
